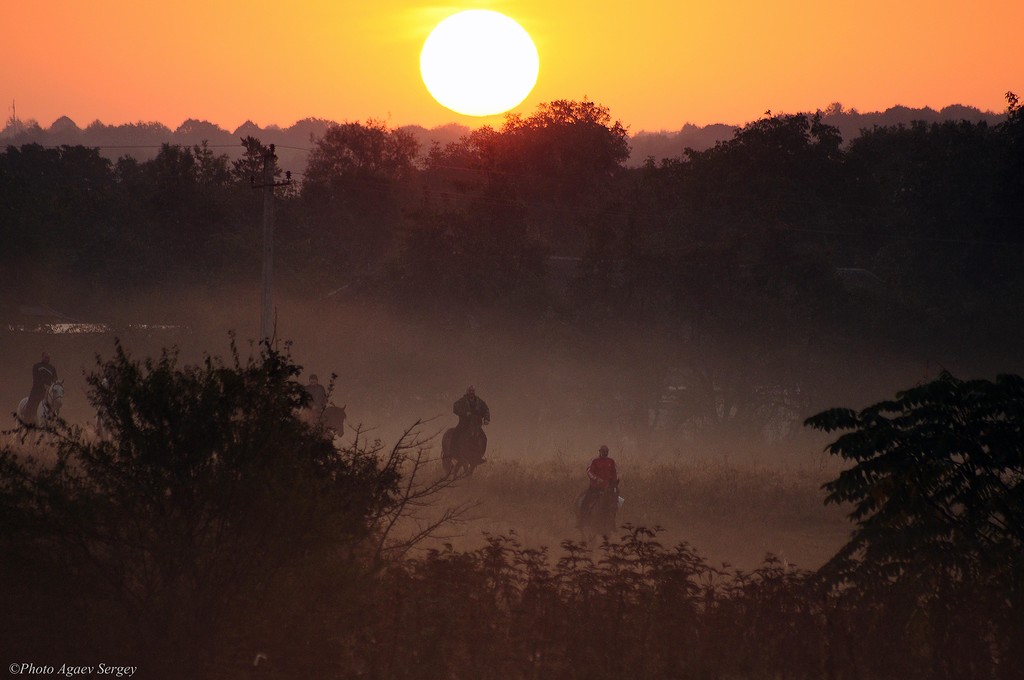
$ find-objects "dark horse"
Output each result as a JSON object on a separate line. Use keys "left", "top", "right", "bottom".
{"left": 441, "top": 426, "right": 487, "bottom": 477}
{"left": 320, "top": 405, "right": 347, "bottom": 437}
{"left": 575, "top": 486, "right": 620, "bottom": 544}
{"left": 301, "top": 404, "right": 346, "bottom": 438}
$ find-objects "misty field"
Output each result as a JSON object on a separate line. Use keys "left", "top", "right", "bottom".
{"left": 4, "top": 305, "right": 1022, "bottom": 679}
{"left": 2, "top": 295, "right": 852, "bottom": 573}
{"left": 426, "top": 456, "right": 849, "bottom": 570}
{"left": 0, "top": 288, "right": 979, "bottom": 582}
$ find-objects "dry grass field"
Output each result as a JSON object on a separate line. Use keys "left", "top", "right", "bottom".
{"left": 410, "top": 453, "right": 851, "bottom": 571}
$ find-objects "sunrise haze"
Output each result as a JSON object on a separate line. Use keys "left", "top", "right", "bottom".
{"left": 3, "top": 0, "right": 1021, "bottom": 132}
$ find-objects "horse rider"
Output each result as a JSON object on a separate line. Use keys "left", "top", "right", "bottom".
{"left": 452, "top": 386, "right": 490, "bottom": 460}
{"left": 304, "top": 374, "right": 329, "bottom": 414}
{"left": 579, "top": 445, "right": 618, "bottom": 525}
{"left": 24, "top": 351, "right": 58, "bottom": 425}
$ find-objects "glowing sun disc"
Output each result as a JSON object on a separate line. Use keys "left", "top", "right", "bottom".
{"left": 420, "top": 10, "right": 539, "bottom": 117}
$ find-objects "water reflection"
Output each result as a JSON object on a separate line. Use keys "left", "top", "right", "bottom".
{"left": 7, "top": 323, "right": 187, "bottom": 334}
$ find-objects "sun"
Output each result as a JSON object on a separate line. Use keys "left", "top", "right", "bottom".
{"left": 420, "top": 10, "right": 539, "bottom": 117}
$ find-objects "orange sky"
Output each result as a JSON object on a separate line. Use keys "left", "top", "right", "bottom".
{"left": 2, "top": 0, "right": 1021, "bottom": 133}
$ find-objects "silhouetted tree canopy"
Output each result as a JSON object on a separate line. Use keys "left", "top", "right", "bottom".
{"left": 2, "top": 96, "right": 1023, "bottom": 353}
{"left": 806, "top": 371, "right": 1024, "bottom": 678}
{"left": 0, "top": 340, "right": 403, "bottom": 674}
{"left": 296, "top": 120, "right": 421, "bottom": 266}
{"left": 808, "top": 371, "right": 1024, "bottom": 576}
{"left": 303, "top": 119, "right": 419, "bottom": 190}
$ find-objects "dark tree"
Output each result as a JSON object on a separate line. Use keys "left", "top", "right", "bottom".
{"left": 499, "top": 98, "right": 632, "bottom": 199}
{"left": 806, "top": 371, "right": 1024, "bottom": 679}
{"left": 423, "top": 99, "right": 631, "bottom": 249}
{"left": 0, "top": 340, "right": 402, "bottom": 676}
{"left": 299, "top": 120, "right": 420, "bottom": 272}
{"left": 995, "top": 92, "right": 1024, "bottom": 242}
{"left": 0, "top": 143, "right": 117, "bottom": 292}
{"left": 231, "top": 135, "right": 275, "bottom": 185}
{"left": 303, "top": 119, "right": 419, "bottom": 189}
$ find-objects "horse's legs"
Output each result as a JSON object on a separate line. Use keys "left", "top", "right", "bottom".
{"left": 452, "top": 460, "right": 468, "bottom": 478}
{"left": 22, "top": 397, "right": 41, "bottom": 425}
{"left": 601, "top": 496, "right": 618, "bottom": 537}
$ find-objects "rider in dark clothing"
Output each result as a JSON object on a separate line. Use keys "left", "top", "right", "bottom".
{"left": 453, "top": 386, "right": 490, "bottom": 461}
{"left": 304, "top": 374, "right": 329, "bottom": 414}
{"left": 25, "top": 352, "right": 58, "bottom": 425}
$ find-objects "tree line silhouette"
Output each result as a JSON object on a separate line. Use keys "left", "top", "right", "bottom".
{"left": 0, "top": 101, "right": 1005, "bottom": 168}
{"left": 3, "top": 96, "right": 1022, "bottom": 354}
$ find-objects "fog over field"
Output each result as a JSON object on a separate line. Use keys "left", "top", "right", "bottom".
{"left": 7, "top": 283, "right": 1009, "bottom": 570}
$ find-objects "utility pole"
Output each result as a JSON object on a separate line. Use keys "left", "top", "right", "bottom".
{"left": 251, "top": 144, "right": 292, "bottom": 342}
{"left": 8, "top": 100, "right": 18, "bottom": 131}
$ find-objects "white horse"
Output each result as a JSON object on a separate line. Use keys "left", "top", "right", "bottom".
{"left": 17, "top": 380, "right": 65, "bottom": 427}
{"left": 92, "top": 404, "right": 117, "bottom": 441}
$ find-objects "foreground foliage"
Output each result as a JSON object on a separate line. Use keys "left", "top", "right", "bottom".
{"left": 218, "top": 522, "right": 1022, "bottom": 680}
{"left": 3, "top": 357, "right": 1024, "bottom": 679}
{"left": 807, "top": 371, "right": 1024, "bottom": 680}
{"left": 0, "top": 341, "right": 408, "bottom": 676}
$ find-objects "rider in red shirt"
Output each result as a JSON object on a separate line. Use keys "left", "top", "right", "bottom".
{"left": 588, "top": 445, "right": 618, "bottom": 489}
{"left": 579, "top": 445, "right": 618, "bottom": 527}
